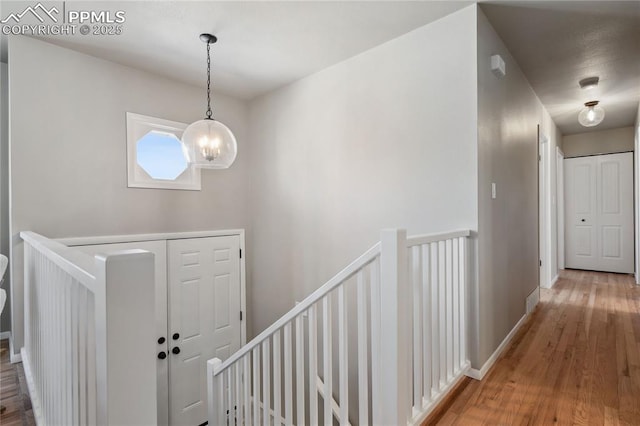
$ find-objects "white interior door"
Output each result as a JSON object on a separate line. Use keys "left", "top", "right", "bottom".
{"left": 168, "top": 236, "right": 242, "bottom": 426}
{"left": 565, "top": 152, "right": 634, "bottom": 273}
{"left": 74, "top": 240, "right": 169, "bottom": 426}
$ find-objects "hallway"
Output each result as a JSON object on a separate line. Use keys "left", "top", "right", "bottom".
{"left": 430, "top": 270, "right": 640, "bottom": 425}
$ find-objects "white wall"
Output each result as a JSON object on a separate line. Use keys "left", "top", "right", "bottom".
{"left": 563, "top": 126, "right": 634, "bottom": 158}
{"left": 247, "top": 6, "right": 479, "bottom": 336}
{"left": 476, "top": 8, "right": 561, "bottom": 368}
{"left": 0, "top": 61, "right": 9, "bottom": 334}
{"left": 8, "top": 36, "right": 250, "bottom": 354}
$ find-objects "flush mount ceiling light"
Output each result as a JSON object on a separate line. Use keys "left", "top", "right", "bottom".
{"left": 182, "top": 33, "right": 237, "bottom": 169}
{"left": 578, "top": 100, "right": 605, "bottom": 127}
{"left": 578, "top": 76, "right": 599, "bottom": 90}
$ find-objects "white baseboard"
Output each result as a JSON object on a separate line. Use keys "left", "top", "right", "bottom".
{"left": 21, "top": 348, "right": 44, "bottom": 425}
{"left": 0, "top": 331, "right": 10, "bottom": 340}
{"left": 465, "top": 314, "right": 528, "bottom": 380}
{"left": 9, "top": 334, "right": 22, "bottom": 363}
{"left": 549, "top": 274, "right": 559, "bottom": 289}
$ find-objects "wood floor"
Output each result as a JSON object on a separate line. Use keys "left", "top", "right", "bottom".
{"left": 0, "top": 339, "right": 34, "bottom": 426}
{"left": 428, "top": 269, "right": 640, "bottom": 426}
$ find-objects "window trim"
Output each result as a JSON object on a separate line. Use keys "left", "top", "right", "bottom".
{"left": 126, "top": 112, "right": 201, "bottom": 191}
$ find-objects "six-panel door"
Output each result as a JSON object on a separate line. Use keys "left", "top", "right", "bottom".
{"left": 565, "top": 152, "right": 633, "bottom": 273}
{"left": 168, "top": 236, "right": 242, "bottom": 426}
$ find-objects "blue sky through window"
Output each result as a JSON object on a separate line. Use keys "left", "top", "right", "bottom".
{"left": 136, "top": 131, "right": 188, "bottom": 180}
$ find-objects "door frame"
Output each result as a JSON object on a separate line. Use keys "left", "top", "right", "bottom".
{"left": 635, "top": 124, "right": 640, "bottom": 284}
{"left": 564, "top": 152, "right": 634, "bottom": 273}
{"left": 556, "top": 147, "right": 565, "bottom": 270}
{"left": 539, "top": 130, "right": 552, "bottom": 288}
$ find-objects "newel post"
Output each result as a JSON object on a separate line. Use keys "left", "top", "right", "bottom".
{"left": 373, "top": 229, "right": 411, "bottom": 425}
{"left": 94, "top": 250, "right": 156, "bottom": 425}
{"left": 207, "top": 358, "right": 224, "bottom": 426}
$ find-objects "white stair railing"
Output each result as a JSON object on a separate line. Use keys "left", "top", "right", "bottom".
{"left": 21, "top": 231, "right": 157, "bottom": 425}
{"left": 207, "top": 228, "right": 471, "bottom": 426}
{"left": 407, "top": 230, "right": 471, "bottom": 425}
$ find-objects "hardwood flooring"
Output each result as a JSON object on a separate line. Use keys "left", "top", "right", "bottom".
{"left": 427, "top": 269, "right": 640, "bottom": 426}
{"left": 0, "top": 339, "right": 34, "bottom": 426}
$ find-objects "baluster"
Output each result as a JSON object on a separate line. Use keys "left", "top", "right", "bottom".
{"left": 430, "top": 242, "right": 440, "bottom": 393}
{"left": 446, "top": 239, "right": 454, "bottom": 380}
{"left": 438, "top": 241, "right": 447, "bottom": 388}
{"left": 243, "top": 354, "right": 251, "bottom": 425}
{"left": 370, "top": 257, "right": 381, "bottom": 422}
{"left": 78, "top": 287, "right": 87, "bottom": 423}
{"left": 411, "top": 246, "right": 423, "bottom": 410}
{"left": 308, "top": 305, "right": 318, "bottom": 425}
{"left": 295, "top": 315, "right": 305, "bottom": 426}
{"left": 273, "top": 330, "right": 281, "bottom": 425}
{"left": 253, "top": 347, "right": 260, "bottom": 426}
{"left": 322, "top": 295, "right": 333, "bottom": 426}
{"left": 459, "top": 237, "right": 467, "bottom": 366}
{"left": 452, "top": 238, "right": 460, "bottom": 373}
{"left": 87, "top": 292, "right": 97, "bottom": 424}
{"left": 338, "top": 285, "right": 348, "bottom": 426}
{"left": 357, "top": 269, "right": 369, "bottom": 426}
{"left": 262, "top": 340, "right": 270, "bottom": 426}
{"left": 421, "top": 244, "right": 432, "bottom": 401}
{"left": 283, "top": 323, "right": 293, "bottom": 426}
{"left": 235, "top": 359, "right": 243, "bottom": 425}
{"left": 227, "top": 369, "right": 233, "bottom": 426}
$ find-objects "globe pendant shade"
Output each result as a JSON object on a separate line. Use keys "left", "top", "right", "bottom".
{"left": 578, "top": 104, "right": 605, "bottom": 127}
{"left": 182, "top": 119, "right": 237, "bottom": 169}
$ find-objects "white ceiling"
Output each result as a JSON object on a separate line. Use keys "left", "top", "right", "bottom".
{"left": 2, "top": 1, "right": 638, "bottom": 134}
{"left": 481, "top": 1, "right": 640, "bottom": 135}
{"left": 0, "top": 1, "right": 470, "bottom": 100}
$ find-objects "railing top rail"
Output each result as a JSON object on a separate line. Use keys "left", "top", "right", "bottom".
{"left": 20, "top": 231, "right": 97, "bottom": 291}
{"left": 406, "top": 229, "right": 472, "bottom": 247}
{"left": 212, "top": 241, "right": 381, "bottom": 375}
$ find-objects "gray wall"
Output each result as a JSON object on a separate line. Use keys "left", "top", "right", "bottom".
{"left": 563, "top": 126, "right": 634, "bottom": 158}
{"left": 8, "top": 36, "right": 250, "bottom": 353}
{"left": 247, "top": 5, "right": 479, "bottom": 335}
{"left": 476, "top": 9, "right": 561, "bottom": 367}
{"left": 1, "top": 61, "right": 9, "bottom": 334}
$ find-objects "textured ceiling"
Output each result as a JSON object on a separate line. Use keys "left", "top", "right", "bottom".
{"left": 481, "top": 1, "right": 640, "bottom": 135}
{"left": 1, "top": 1, "right": 470, "bottom": 100}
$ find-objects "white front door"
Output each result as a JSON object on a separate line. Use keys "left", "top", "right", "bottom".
{"left": 168, "top": 236, "right": 242, "bottom": 426}
{"left": 565, "top": 152, "right": 634, "bottom": 273}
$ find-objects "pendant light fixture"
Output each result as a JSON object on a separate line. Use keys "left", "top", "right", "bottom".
{"left": 578, "top": 100, "right": 605, "bottom": 128}
{"left": 182, "top": 33, "right": 237, "bottom": 169}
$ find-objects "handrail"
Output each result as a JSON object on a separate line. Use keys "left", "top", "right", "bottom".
{"left": 213, "top": 241, "right": 381, "bottom": 375}
{"left": 406, "top": 229, "right": 472, "bottom": 247}
{"left": 21, "top": 231, "right": 97, "bottom": 290}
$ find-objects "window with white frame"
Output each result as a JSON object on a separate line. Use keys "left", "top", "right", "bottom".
{"left": 126, "top": 112, "right": 201, "bottom": 190}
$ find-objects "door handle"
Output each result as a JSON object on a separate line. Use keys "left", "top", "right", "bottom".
{"left": 158, "top": 337, "right": 166, "bottom": 344}
{"left": 581, "top": 219, "right": 586, "bottom": 222}
{"left": 172, "top": 347, "right": 181, "bottom": 355}
{"left": 172, "top": 333, "right": 180, "bottom": 340}
{"left": 158, "top": 351, "right": 167, "bottom": 360}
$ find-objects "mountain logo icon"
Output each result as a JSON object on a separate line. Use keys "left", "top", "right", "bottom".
{"left": 1, "top": 2, "right": 59, "bottom": 24}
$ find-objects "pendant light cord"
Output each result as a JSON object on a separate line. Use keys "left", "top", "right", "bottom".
{"left": 206, "top": 41, "right": 213, "bottom": 120}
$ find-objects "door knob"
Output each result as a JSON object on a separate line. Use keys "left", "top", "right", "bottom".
{"left": 172, "top": 347, "right": 181, "bottom": 355}
{"left": 158, "top": 337, "right": 166, "bottom": 344}
{"left": 158, "top": 351, "right": 167, "bottom": 360}
{"left": 581, "top": 219, "right": 586, "bottom": 222}
{"left": 172, "top": 333, "right": 180, "bottom": 340}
